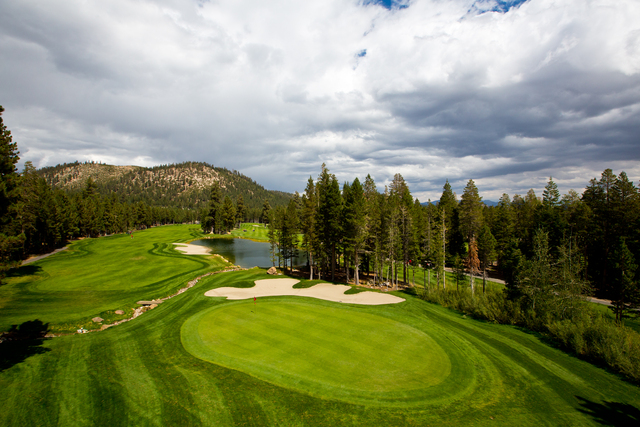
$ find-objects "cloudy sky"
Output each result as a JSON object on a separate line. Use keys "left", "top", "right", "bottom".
{"left": 1, "top": 0, "right": 639, "bottom": 201}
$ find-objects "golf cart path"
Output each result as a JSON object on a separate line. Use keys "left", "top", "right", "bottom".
{"left": 22, "top": 246, "right": 69, "bottom": 265}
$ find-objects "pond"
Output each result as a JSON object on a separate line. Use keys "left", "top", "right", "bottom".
{"left": 190, "top": 238, "right": 308, "bottom": 269}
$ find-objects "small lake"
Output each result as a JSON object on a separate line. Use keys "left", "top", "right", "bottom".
{"left": 190, "top": 238, "right": 308, "bottom": 269}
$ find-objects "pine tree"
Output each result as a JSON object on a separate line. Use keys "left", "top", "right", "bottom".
{"left": 260, "top": 199, "right": 271, "bottom": 224}
{"left": 222, "top": 196, "right": 236, "bottom": 232}
{"left": 363, "top": 175, "right": 380, "bottom": 284}
{"left": 235, "top": 194, "right": 246, "bottom": 226}
{"left": 477, "top": 225, "right": 496, "bottom": 293}
{"left": 439, "top": 180, "right": 458, "bottom": 260}
{"left": 494, "top": 193, "right": 514, "bottom": 270}
{"left": 538, "top": 177, "right": 565, "bottom": 252}
{"left": 317, "top": 164, "right": 342, "bottom": 281}
{"left": 0, "top": 105, "right": 23, "bottom": 282}
{"left": 343, "top": 177, "right": 367, "bottom": 285}
{"left": 202, "top": 183, "right": 222, "bottom": 233}
{"left": 390, "top": 173, "right": 414, "bottom": 287}
{"left": 459, "top": 179, "right": 483, "bottom": 243}
{"left": 542, "top": 177, "right": 560, "bottom": 208}
{"left": 610, "top": 239, "right": 640, "bottom": 324}
{"left": 301, "top": 177, "right": 318, "bottom": 279}
{"left": 460, "top": 179, "right": 483, "bottom": 292}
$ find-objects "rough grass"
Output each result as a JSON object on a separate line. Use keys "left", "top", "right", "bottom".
{"left": 0, "top": 224, "right": 229, "bottom": 333}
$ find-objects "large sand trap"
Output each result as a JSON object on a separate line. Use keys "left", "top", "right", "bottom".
{"left": 173, "top": 243, "right": 211, "bottom": 255}
{"left": 204, "top": 278, "right": 405, "bottom": 305}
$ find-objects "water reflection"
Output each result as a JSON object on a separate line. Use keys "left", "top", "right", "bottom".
{"left": 190, "top": 238, "right": 307, "bottom": 269}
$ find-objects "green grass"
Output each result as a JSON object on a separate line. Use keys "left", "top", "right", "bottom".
{"left": 228, "top": 223, "right": 270, "bottom": 242}
{"left": 182, "top": 300, "right": 450, "bottom": 405}
{"left": 227, "top": 223, "right": 304, "bottom": 245}
{"left": 0, "top": 224, "right": 229, "bottom": 333}
{"left": 1, "top": 233, "right": 640, "bottom": 425}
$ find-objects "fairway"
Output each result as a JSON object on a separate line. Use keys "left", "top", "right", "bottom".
{"left": 182, "top": 300, "right": 450, "bottom": 401}
{"left": 0, "top": 224, "right": 228, "bottom": 333}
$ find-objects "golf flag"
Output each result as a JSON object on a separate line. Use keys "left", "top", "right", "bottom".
{"left": 254, "top": 296, "right": 256, "bottom": 304}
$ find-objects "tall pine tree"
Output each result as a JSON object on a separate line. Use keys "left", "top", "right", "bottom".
{"left": 0, "top": 106, "right": 24, "bottom": 282}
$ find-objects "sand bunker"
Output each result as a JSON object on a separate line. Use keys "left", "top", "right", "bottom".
{"left": 205, "top": 278, "right": 405, "bottom": 305}
{"left": 173, "top": 243, "right": 211, "bottom": 255}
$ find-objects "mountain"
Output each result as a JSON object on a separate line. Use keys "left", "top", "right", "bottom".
{"left": 38, "top": 161, "right": 292, "bottom": 212}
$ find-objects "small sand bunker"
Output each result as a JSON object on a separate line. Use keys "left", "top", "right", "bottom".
{"left": 173, "top": 243, "right": 211, "bottom": 255}
{"left": 205, "top": 278, "right": 405, "bottom": 305}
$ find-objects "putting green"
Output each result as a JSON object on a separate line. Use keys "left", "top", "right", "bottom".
{"left": 182, "top": 299, "right": 452, "bottom": 404}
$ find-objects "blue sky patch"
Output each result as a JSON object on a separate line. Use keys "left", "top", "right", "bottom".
{"left": 357, "top": 49, "right": 367, "bottom": 58}
{"left": 362, "top": 0, "right": 409, "bottom": 11}
{"left": 471, "top": 0, "right": 528, "bottom": 14}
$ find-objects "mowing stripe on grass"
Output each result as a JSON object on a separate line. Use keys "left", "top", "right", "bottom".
{"left": 182, "top": 299, "right": 451, "bottom": 403}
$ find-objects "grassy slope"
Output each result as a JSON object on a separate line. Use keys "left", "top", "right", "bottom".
{"left": 1, "top": 264, "right": 639, "bottom": 426}
{"left": 0, "top": 225, "right": 229, "bottom": 333}
{"left": 228, "top": 223, "right": 270, "bottom": 242}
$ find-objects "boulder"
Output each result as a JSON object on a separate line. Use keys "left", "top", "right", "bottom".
{"left": 115, "top": 310, "right": 124, "bottom": 315}
{"left": 267, "top": 266, "right": 277, "bottom": 275}
{"left": 92, "top": 317, "right": 104, "bottom": 323}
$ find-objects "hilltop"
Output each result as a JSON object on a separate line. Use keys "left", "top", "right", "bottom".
{"left": 38, "top": 161, "right": 292, "bottom": 212}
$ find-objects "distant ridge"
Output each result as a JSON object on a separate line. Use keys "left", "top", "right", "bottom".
{"left": 38, "top": 161, "right": 292, "bottom": 211}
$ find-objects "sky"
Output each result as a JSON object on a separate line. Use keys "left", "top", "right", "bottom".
{"left": 1, "top": 0, "right": 639, "bottom": 202}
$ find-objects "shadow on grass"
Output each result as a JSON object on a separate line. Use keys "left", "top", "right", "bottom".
{"left": 577, "top": 396, "right": 640, "bottom": 425}
{"left": 0, "top": 320, "right": 50, "bottom": 372}
{"left": 5, "top": 264, "right": 43, "bottom": 279}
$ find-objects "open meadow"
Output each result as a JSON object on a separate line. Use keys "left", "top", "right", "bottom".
{"left": 1, "top": 226, "right": 639, "bottom": 426}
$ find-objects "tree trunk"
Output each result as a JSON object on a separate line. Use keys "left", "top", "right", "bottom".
{"left": 482, "top": 265, "right": 486, "bottom": 294}
{"left": 403, "top": 259, "right": 407, "bottom": 287}
{"left": 395, "top": 263, "right": 398, "bottom": 290}
{"left": 346, "top": 254, "right": 350, "bottom": 283}
{"left": 331, "top": 243, "right": 336, "bottom": 282}
{"left": 355, "top": 250, "right": 360, "bottom": 287}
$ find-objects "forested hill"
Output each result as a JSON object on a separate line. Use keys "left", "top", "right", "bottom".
{"left": 37, "top": 161, "right": 293, "bottom": 211}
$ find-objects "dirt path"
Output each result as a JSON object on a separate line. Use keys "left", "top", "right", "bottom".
{"left": 22, "top": 246, "right": 69, "bottom": 265}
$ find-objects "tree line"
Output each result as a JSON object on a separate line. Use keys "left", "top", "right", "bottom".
{"left": 259, "top": 163, "right": 639, "bottom": 325}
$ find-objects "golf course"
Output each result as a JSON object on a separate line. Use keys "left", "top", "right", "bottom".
{"left": 1, "top": 225, "right": 639, "bottom": 426}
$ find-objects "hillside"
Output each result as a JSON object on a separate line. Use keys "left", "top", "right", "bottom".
{"left": 38, "top": 161, "right": 292, "bottom": 212}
